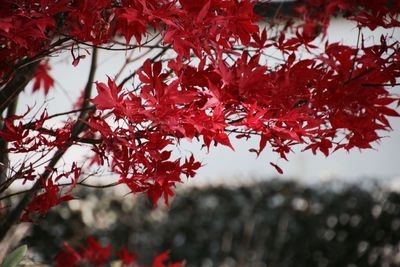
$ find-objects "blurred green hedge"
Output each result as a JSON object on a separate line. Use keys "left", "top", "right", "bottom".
{"left": 25, "top": 179, "right": 400, "bottom": 267}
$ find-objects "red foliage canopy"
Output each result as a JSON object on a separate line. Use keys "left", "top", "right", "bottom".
{"left": 0, "top": 0, "right": 399, "bottom": 230}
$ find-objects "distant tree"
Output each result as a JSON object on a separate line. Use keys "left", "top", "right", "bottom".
{"left": 0, "top": 0, "right": 399, "bottom": 264}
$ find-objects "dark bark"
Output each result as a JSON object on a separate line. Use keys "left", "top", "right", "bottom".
{"left": 253, "top": 1, "right": 297, "bottom": 18}
{"left": 0, "top": 61, "right": 40, "bottom": 114}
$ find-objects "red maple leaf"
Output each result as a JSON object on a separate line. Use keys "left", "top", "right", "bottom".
{"left": 91, "top": 77, "right": 124, "bottom": 110}
{"left": 82, "top": 237, "right": 111, "bottom": 267}
{"left": 116, "top": 246, "right": 136, "bottom": 267}
{"left": 22, "top": 178, "right": 74, "bottom": 221}
{"left": 152, "top": 251, "right": 183, "bottom": 267}
{"left": 32, "top": 60, "right": 54, "bottom": 96}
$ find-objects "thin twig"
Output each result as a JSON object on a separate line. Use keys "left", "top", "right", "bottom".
{"left": 362, "top": 83, "right": 400, "bottom": 87}
{"left": 346, "top": 27, "right": 362, "bottom": 83}
{"left": 0, "top": 181, "right": 119, "bottom": 201}
{"left": 118, "top": 45, "right": 171, "bottom": 88}
{"left": 0, "top": 47, "right": 99, "bottom": 242}
{"left": 0, "top": 61, "right": 40, "bottom": 114}
{"left": 0, "top": 98, "right": 18, "bottom": 183}
{"left": 0, "top": 37, "right": 71, "bottom": 85}
{"left": 66, "top": 35, "right": 168, "bottom": 51}
{"left": 343, "top": 68, "right": 375, "bottom": 86}
{"left": 23, "top": 106, "right": 93, "bottom": 130}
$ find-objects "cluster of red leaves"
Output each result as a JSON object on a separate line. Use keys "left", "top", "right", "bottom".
{"left": 0, "top": 108, "right": 80, "bottom": 219}
{"left": 0, "top": 109, "right": 73, "bottom": 153}
{"left": 56, "top": 237, "right": 182, "bottom": 267}
{"left": 0, "top": 0, "right": 258, "bottom": 84}
{"left": 21, "top": 177, "right": 74, "bottom": 222}
{"left": 294, "top": 0, "right": 400, "bottom": 32}
{"left": 87, "top": 75, "right": 202, "bottom": 205}
{"left": 0, "top": 0, "right": 399, "bottom": 216}
{"left": 15, "top": 162, "right": 81, "bottom": 221}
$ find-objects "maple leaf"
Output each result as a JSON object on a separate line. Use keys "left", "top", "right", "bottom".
{"left": 55, "top": 242, "right": 82, "bottom": 267}
{"left": 0, "top": 118, "right": 28, "bottom": 142}
{"left": 82, "top": 237, "right": 111, "bottom": 266}
{"left": 91, "top": 77, "right": 124, "bottom": 112}
{"left": 32, "top": 60, "right": 54, "bottom": 96}
{"left": 214, "top": 131, "right": 235, "bottom": 150}
{"left": 0, "top": 18, "right": 12, "bottom": 33}
{"left": 116, "top": 7, "right": 148, "bottom": 44}
{"left": 116, "top": 246, "right": 136, "bottom": 266}
{"left": 22, "top": 178, "right": 74, "bottom": 221}
{"left": 152, "top": 251, "right": 183, "bottom": 267}
{"left": 181, "top": 154, "right": 202, "bottom": 178}
{"left": 270, "top": 162, "right": 284, "bottom": 174}
{"left": 179, "top": 0, "right": 209, "bottom": 12}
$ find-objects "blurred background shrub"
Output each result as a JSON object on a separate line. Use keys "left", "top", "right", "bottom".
{"left": 24, "top": 179, "right": 400, "bottom": 267}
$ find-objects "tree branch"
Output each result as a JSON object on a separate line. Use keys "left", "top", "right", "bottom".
{"left": 361, "top": 83, "right": 400, "bottom": 87}
{"left": 346, "top": 27, "right": 362, "bottom": 83}
{"left": 0, "top": 47, "right": 98, "bottom": 242}
{"left": 118, "top": 45, "right": 171, "bottom": 88}
{"left": 0, "top": 62, "right": 39, "bottom": 114}
{"left": 70, "top": 48, "right": 98, "bottom": 137}
{"left": 0, "top": 181, "right": 119, "bottom": 201}
{"left": 0, "top": 98, "right": 18, "bottom": 184}
{"left": 0, "top": 38, "right": 71, "bottom": 114}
